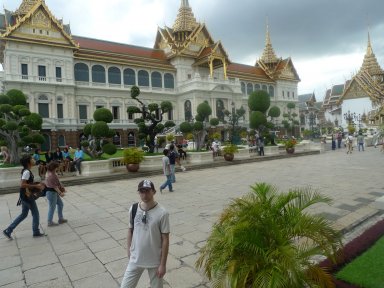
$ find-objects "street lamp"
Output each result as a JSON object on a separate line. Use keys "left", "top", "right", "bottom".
{"left": 343, "top": 110, "right": 356, "bottom": 126}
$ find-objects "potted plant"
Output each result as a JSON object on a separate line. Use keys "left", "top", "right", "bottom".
{"left": 122, "top": 147, "right": 145, "bottom": 172}
{"left": 284, "top": 138, "right": 297, "bottom": 154}
{"left": 222, "top": 144, "right": 238, "bottom": 161}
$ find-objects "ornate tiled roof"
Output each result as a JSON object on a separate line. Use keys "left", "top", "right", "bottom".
{"left": 15, "top": 0, "right": 40, "bottom": 16}
{"left": 172, "top": 0, "right": 198, "bottom": 33}
{"left": 359, "top": 32, "right": 384, "bottom": 76}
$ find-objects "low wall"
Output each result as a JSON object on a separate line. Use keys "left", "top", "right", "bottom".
{"left": 0, "top": 143, "right": 322, "bottom": 188}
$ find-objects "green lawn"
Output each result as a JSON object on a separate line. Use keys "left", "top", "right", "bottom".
{"left": 336, "top": 236, "right": 384, "bottom": 288}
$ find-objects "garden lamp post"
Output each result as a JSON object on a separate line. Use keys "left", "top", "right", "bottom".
{"left": 308, "top": 112, "right": 316, "bottom": 139}
{"left": 343, "top": 110, "right": 356, "bottom": 126}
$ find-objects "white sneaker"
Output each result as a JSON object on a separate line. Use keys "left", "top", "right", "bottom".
{"left": 181, "top": 166, "right": 186, "bottom": 172}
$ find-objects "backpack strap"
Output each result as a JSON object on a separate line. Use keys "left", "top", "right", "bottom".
{"left": 130, "top": 202, "right": 139, "bottom": 231}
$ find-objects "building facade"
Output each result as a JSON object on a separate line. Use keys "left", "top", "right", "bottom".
{"left": 0, "top": 0, "right": 300, "bottom": 149}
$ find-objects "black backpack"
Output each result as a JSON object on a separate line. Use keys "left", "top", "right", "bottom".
{"left": 130, "top": 202, "right": 139, "bottom": 231}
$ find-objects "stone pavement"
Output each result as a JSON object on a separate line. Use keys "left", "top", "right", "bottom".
{"left": 0, "top": 146, "right": 383, "bottom": 287}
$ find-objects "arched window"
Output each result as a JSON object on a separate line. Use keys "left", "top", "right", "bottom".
{"left": 124, "top": 68, "right": 136, "bottom": 85}
{"left": 92, "top": 65, "right": 106, "bottom": 83}
{"left": 185, "top": 100, "right": 192, "bottom": 121}
{"left": 138, "top": 70, "right": 149, "bottom": 87}
{"left": 241, "top": 82, "right": 246, "bottom": 94}
{"left": 269, "top": 86, "right": 275, "bottom": 97}
{"left": 255, "top": 84, "right": 261, "bottom": 91}
{"left": 58, "top": 135, "right": 65, "bottom": 147}
{"left": 108, "top": 67, "right": 121, "bottom": 84}
{"left": 262, "top": 85, "right": 268, "bottom": 91}
{"left": 247, "top": 83, "right": 253, "bottom": 95}
{"left": 151, "top": 72, "right": 162, "bottom": 88}
{"left": 74, "top": 63, "right": 89, "bottom": 82}
{"left": 164, "top": 73, "right": 174, "bottom": 89}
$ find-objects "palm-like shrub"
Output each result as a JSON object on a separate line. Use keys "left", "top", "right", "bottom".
{"left": 196, "top": 183, "right": 342, "bottom": 288}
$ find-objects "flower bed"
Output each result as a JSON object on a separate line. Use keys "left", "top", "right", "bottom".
{"left": 319, "top": 219, "right": 384, "bottom": 287}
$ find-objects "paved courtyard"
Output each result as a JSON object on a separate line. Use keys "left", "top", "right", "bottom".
{"left": 0, "top": 147, "right": 383, "bottom": 287}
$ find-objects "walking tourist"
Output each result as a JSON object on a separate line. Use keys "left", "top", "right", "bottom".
{"left": 120, "top": 179, "right": 170, "bottom": 288}
{"left": 357, "top": 132, "right": 365, "bottom": 152}
{"left": 258, "top": 135, "right": 265, "bottom": 156}
{"left": 346, "top": 133, "right": 354, "bottom": 154}
{"left": 159, "top": 149, "right": 173, "bottom": 193}
{"left": 3, "top": 154, "right": 46, "bottom": 239}
{"left": 44, "top": 161, "right": 67, "bottom": 227}
{"left": 168, "top": 144, "right": 177, "bottom": 183}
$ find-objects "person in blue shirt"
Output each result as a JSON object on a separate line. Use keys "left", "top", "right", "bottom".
{"left": 33, "top": 149, "right": 46, "bottom": 179}
{"left": 73, "top": 146, "right": 84, "bottom": 175}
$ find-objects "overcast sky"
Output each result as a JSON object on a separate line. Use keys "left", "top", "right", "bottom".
{"left": 2, "top": 0, "right": 384, "bottom": 105}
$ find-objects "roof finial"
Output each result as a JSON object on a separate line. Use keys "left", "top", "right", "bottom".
{"left": 172, "top": 0, "right": 198, "bottom": 33}
{"left": 359, "top": 31, "right": 383, "bottom": 76}
{"left": 260, "top": 18, "right": 279, "bottom": 64}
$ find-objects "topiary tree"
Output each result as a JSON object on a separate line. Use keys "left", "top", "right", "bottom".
{"left": 82, "top": 108, "right": 117, "bottom": 158}
{"left": 179, "top": 101, "right": 214, "bottom": 151}
{"left": 0, "top": 89, "right": 44, "bottom": 164}
{"left": 224, "top": 106, "right": 246, "bottom": 144}
{"left": 283, "top": 102, "right": 298, "bottom": 137}
{"left": 127, "top": 86, "right": 175, "bottom": 153}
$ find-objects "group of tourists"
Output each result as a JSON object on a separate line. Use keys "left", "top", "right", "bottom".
{"left": 33, "top": 146, "right": 84, "bottom": 179}
{"left": 3, "top": 153, "right": 68, "bottom": 240}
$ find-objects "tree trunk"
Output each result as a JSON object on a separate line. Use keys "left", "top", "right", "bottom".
{"left": 8, "top": 136, "right": 21, "bottom": 165}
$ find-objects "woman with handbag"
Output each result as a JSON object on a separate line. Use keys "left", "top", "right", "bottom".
{"left": 45, "top": 161, "right": 67, "bottom": 227}
{"left": 3, "top": 154, "right": 46, "bottom": 239}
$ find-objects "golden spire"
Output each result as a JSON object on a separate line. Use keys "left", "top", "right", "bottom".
{"left": 15, "top": 0, "right": 41, "bottom": 16}
{"left": 260, "top": 21, "right": 279, "bottom": 64}
{"left": 172, "top": 0, "right": 198, "bottom": 33}
{"left": 359, "top": 32, "right": 384, "bottom": 76}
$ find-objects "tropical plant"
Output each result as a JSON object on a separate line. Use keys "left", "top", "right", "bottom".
{"left": 127, "top": 86, "right": 175, "bottom": 153}
{"left": 222, "top": 144, "right": 238, "bottom": 155}
{"left": 122, "top": 147, "right": 145, "bottom": 164}
{"left": 196, "top": 183, "right": 342, "bottom": 288}
{"left": 0, "top": 89, "right": 44, "bottom": 164}
{"left": 284, "top": 138, "right": 297, "bottom": 148}
{"left": 224, "top": 106, "right": 246, "bottom": 144}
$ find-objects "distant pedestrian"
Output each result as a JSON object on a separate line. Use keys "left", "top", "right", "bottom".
{"left": 120, "top": 179, "right": 170, "bottom": 288}
{"left": 159, "top": 149, "right": 173, "bottom": 193}
{"left": 258, "top": 136, "right": 265, "bottom": 156}
{"left": 3, "top": 154, "right": 46, "bottom": 239}
{"left": 168, "top": 144, "right": 177, "bottom": 183}
{"left": 72, "top": 146, "right": 84, "bottom": 175}
{"left": 337, "top": 133, "right": 342, "bottom": 148}
{"left": 357, "top": 132, "right": 364, "bottom": 152}
{"left": 346, "top": 134, "right": 353, "bottom": 154}
{"left": 0, "top": 146, "right": 10, "bottom": 164}
{"left": 45, "top": 161, "right": 67, "bottom": 227}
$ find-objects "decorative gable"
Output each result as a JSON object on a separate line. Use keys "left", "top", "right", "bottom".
{"left": 342, "top": 79, "right": 368, "bottom": 100}
{"left": 2, "top": 2, "right": 78, "bottom": 49}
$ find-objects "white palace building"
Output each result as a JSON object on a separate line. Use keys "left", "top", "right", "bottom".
{"left": 0, "top": 0, "right": 300, "bottom": 149}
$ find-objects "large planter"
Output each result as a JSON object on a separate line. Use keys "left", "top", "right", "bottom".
{"left": 126, "top": 163, "right": 140, "bottom": 172}
{"left": 286, "top": 147, "right": 295, "bottom": 154}
{"left": 223, "top": 153, "right": 234, "bottom": 161}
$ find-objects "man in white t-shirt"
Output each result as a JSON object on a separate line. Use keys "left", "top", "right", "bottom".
{"left": 120, "top": 179, "right": 170, "bottom": 288}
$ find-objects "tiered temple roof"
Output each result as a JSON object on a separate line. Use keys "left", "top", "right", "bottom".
{"left": 359, "top": 32, "right": 384, "bottom": 77}
{"left": 172, "top": 0, "right": 198, "bottom": 33}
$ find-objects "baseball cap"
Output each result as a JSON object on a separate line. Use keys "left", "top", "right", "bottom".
{"left": 138, "top": 179, "right": 156, "bottom": 192}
